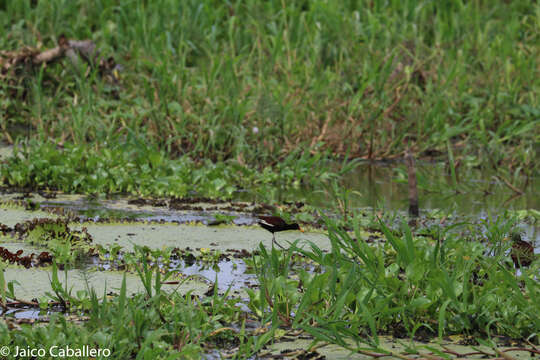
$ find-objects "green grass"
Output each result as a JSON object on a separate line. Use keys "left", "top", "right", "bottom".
{"left": 251, "top": 215, "right": 539, "bottom": 348}
{"left": 1, "top": 0, "right": 538, "bottom": 181}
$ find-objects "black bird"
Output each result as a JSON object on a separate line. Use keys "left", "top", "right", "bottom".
{"left": 258, "top": 216, "right": 303, "bottom": 249}
{"left": 509, "top": 232, "right": 535, "bottom": 268}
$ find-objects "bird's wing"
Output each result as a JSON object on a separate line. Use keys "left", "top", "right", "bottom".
{"left": 258, "top": 216, "right": 285, "bottom": 226}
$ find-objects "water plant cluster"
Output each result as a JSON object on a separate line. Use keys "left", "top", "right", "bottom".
{"left": 0, "top": 139, "right": 345, "bottom": 201}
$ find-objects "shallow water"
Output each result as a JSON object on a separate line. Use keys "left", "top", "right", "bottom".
{"left": 238, "top": 161, "right": 539, "bottom": 215}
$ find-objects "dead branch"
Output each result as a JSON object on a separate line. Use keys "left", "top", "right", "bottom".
{"left": 1, "top": 34, "right": 120, "bottom": 81}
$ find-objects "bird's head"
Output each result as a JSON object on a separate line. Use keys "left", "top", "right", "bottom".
{"left": 508, "top": 232, "right": 522, "bottom": 243}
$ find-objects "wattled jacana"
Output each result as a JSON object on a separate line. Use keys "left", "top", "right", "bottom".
{"left": 509, "top": 232, "right": 534, "bottom": 268}
{"left": 258, "top": 216, "right": 303, "bottom": 249}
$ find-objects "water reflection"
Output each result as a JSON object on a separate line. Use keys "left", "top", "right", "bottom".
{"left": 241, "top": 161, "right": 539, "bottom": 215}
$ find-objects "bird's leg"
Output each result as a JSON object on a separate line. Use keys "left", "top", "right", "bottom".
{"left": 272, "top": 233, "right": 285, "bottom": 250}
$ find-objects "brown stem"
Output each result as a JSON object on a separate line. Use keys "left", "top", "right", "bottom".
{"left": 405, "top": 149, "right": 419, "bottom": 217}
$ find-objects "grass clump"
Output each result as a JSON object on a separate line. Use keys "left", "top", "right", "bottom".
{"left": 251, "top": 217, "right": 539, "bottom": 348}
{"left": 0, "top": 247, "right": 259, "bottom": 359}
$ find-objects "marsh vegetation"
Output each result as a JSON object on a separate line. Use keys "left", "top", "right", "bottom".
{"left": 0, "top": 0, "right": 539, "bottom": 358}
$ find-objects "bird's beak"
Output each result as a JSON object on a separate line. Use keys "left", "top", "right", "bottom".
{"left": 300, "top": 227, "right": 304, "bottom": 233}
